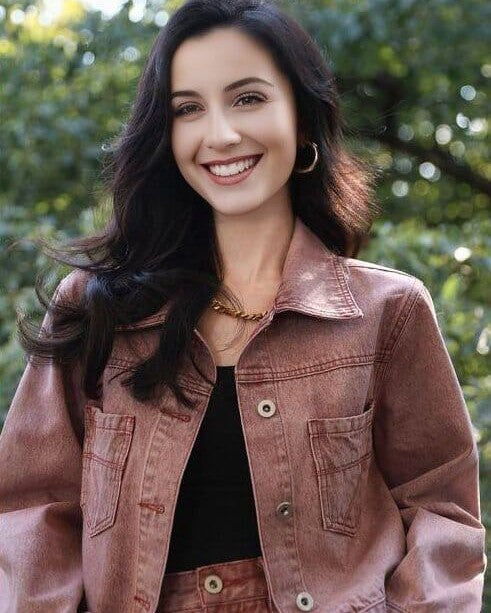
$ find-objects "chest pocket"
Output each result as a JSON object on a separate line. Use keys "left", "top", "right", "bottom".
{"left": 81, "top": 404, "right": 135, "bottom": 538}
{"left": 307, "top": 402, "right": 374, "bottom": 537}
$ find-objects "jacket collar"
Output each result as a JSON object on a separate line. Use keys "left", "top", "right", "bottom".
{"left": 116, "top": 216, "right": 362, "bottom": 331}
{"left": 273, "top": 216, "right": 363, "bottom": 320}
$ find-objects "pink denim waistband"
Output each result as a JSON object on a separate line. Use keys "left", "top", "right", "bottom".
{"left": 157, "top": 556, "right": 274, "bottom": 612}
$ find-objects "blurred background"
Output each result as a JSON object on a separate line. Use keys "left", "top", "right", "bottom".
{"left": 0, "top": 0, "right": 489, "bottom": 603}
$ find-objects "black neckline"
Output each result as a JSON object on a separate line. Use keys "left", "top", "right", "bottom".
{"left": 217, "top": 365, "right": 235, "bottom": 370}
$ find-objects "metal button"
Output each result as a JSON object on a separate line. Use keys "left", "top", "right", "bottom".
{"left": 204, "top": 574, "right": 223, "bottom": 594}
{"left": 257, "top": 399, "right": 276, "bottom": 418}
{"left": 276, "top": 501, "right": 293, "bottom": 518}
{"left": 296, "top": 591, "right": 314, "bottom": 611}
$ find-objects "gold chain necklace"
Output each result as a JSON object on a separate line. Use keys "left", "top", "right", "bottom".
{"left": 211, "top": 297, "right": 269, "bottom": 321}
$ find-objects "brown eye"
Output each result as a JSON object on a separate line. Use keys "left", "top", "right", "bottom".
{"left": 235, "top": 93, "right": 265, "bottom": 106}
{"left": 173, "top": 103, "right": 199, "bottom": 117}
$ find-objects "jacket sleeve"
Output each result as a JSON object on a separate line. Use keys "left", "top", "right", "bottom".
{"left": 374, "top": 280, "right": 487, "bottom": 612}
{"left": 0, "top": 274, "right": 87, "bottom": 612}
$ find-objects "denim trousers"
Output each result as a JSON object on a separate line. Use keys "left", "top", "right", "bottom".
{"left": 157, "top": 556, "right": 276, "bottom": 612}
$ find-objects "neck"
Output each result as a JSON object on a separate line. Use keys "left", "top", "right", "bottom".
{"left": 213, "top": 201, "right": 295, "bottom": 288}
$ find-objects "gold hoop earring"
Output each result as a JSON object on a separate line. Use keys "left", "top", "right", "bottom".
{"left": 294, "top": 141, "right": 319, "bottom": 174}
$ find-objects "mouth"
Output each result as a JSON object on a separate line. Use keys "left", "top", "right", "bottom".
{"left": 200, "top": 154, "right": 263, "bottom": 186}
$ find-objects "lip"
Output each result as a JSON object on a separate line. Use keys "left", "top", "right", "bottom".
{"left": 201, "top": 154, "right": 262, "bottom": 166}
{"left": 201, "top": 154, "right": 263, "bottom": 186}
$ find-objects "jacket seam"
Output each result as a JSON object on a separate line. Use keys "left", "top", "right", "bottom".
{"left": 105, "top": 360, "right": 210, "bottom": 396}
{"left": 107, "top": 353, "right": 389, "bottom": 382}
{"left": 360, "top": 594, "right": 387, "bottom": 611}
{"left": 236, "top": 353, "right": 388, "bottom": 382}
{"left": 265, "top": 334, "right": 310, "bottom": 601}
{"left": 374, "top": 278, "right": 423, "bottom": 404}
{"left": 385, "top": 598, "right": 409, "bottom": 612}
{"left": 386, "top": 278, "right": 423, "bottom": 357}
{"left": 346, "top": 262, "right": 414, "bottom": 278}
{"left": 235, "top": 338, "right": 280, "bottom": 605}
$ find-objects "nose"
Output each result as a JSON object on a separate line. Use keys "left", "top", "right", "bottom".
{"left": 203, "top": 107, "right": 241, "bottom": 149}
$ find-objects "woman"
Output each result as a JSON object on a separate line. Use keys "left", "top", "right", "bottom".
{"left": 0, "top": 0, "right": 486, "bottom": 611}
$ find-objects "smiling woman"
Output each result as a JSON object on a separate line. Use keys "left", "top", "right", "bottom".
{"left": 0, "top": 0, "right": 485, "bottom": 612}
{"left": 15, "top": 0, "right": 378, "bottom": 404}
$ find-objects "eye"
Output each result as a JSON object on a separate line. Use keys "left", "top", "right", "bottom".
{"left": 173, "top": 103, "right": 199, "bottom": 117}
{"left": 173, "top": 92, "right": 266, "bottom": 117}
{"left": 235, "top": 92, "right": 266, "bottom": 106}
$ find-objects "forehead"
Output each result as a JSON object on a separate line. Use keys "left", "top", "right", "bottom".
{"left": 170, "top": 27, "right": 281, "bottom": 89}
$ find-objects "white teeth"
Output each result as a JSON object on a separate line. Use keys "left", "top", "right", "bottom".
{"left": 208, "top": 156, "right": 258, "bottom": 177}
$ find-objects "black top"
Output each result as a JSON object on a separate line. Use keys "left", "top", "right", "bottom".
{"left": 164, "top": 365, "right": 262, "bottom": 573}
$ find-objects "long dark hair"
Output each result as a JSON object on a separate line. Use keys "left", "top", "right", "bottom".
{"left": 19, "top": 0, "right": 378, "bottom": 408}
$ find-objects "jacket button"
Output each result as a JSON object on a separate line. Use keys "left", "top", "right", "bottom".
{"left": 257, "top": 399, "right": 276, "bottom": 417}
{"left": 204, "top": 574, "right": 223, "bottom": 594}
{"left": 296, "top": 591, "right": 314, "bottom": 611}
{"left": 276, "top": 501, "right": 293, "bottom": 518}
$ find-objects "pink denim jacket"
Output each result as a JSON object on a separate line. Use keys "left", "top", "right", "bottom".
{"left": 0, "top": 217, "right": 486, "bottom": 612}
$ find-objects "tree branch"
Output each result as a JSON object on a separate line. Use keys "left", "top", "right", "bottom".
{"left": 375, "top": 129, "right": 491, "bottom": 196}
{"left": 337, "top": 72, "right": 491, "bottom": 197}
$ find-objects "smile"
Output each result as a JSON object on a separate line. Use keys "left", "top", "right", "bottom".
{"left": 201, "top": 154, "right": 263, "bottom": 186}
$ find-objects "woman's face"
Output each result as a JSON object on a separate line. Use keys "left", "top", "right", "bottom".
{"left": 170, "top": 26, "right": 299, "bottom": 218}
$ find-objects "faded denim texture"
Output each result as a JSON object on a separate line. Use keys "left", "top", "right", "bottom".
{"left": 157, "top": 556, "right": 275, "bottom": 612}
{"left": 0, "top": 217, "right": 486, "bottom": 612}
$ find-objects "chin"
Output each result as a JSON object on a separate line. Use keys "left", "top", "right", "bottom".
{"left": 210, "top": 201, "right": 265, "bottom": 217}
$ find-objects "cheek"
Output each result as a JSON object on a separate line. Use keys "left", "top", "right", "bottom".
{"left": 170, "top": 124, "right": 188, "bottom": 167}
{"left": 255, "top": 107, "right": 297, "bottom": 156}
{"left": 171, "top": 120, "right": 201, "bottom": 166}
{"left": 262, "top": 125, "right": 297, "bottom": 173}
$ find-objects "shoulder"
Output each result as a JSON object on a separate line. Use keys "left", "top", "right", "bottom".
{"left": 339, "top": 255, "right": 435, "bottom": 317}
{"left": 53, "top": 268, "right": 92, "bottom": 305}
{"left": 342, "top": 255, "right": 424, "bottom": 295}
{"left": 343, "top": 256, "right": 417, "bottom": 281}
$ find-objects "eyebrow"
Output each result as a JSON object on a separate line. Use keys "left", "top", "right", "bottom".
{"left": 170, "top": 77, "right": 274, "bottom": 100}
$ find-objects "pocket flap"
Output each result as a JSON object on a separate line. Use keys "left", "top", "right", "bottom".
{"left": 307, "top": 402, "right": 374, "bottom": 435}
{"left": 84, "top": 405, "right": 135, "bottom": 468}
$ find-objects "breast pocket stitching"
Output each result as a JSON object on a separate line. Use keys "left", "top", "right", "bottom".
{"left": 81, "top": 404, "right": 135, "bottom": 538}
{"left": 307, "top": 402, "right": 374, "bottom": 537}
